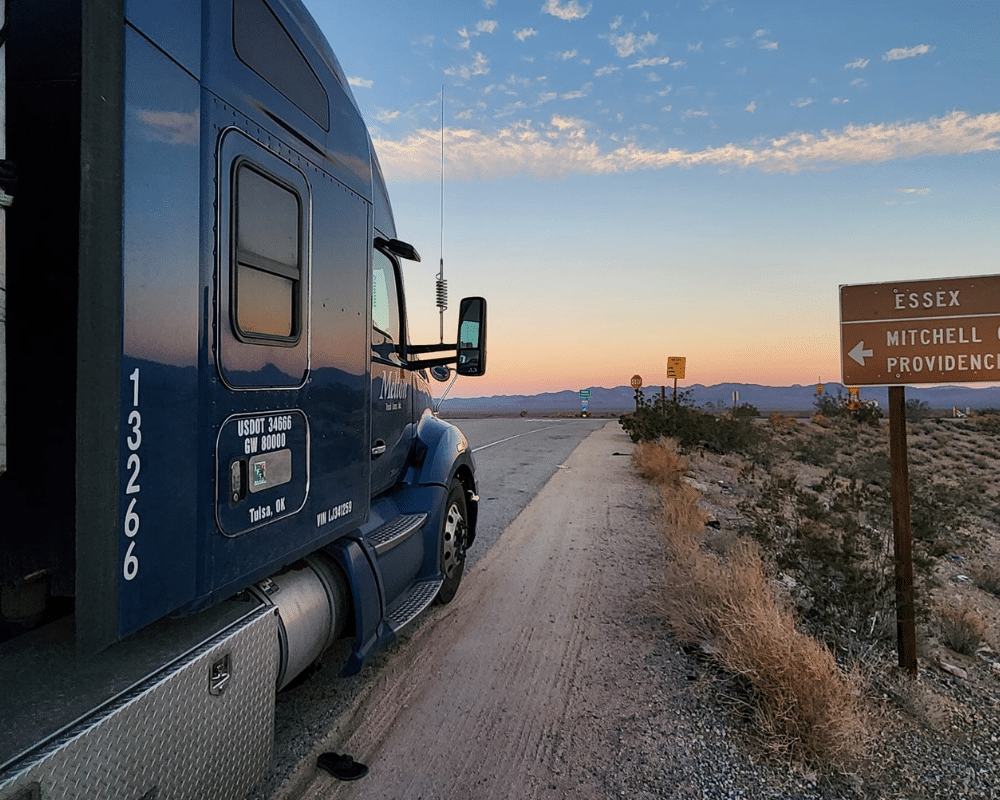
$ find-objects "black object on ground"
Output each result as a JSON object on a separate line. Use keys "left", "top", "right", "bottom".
{"left": 317, "top": 752, "right": 369, "bottom": 781}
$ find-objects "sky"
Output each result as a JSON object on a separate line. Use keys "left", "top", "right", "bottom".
{"left": 302, "top": 0, "right": 999, "bottom": 397}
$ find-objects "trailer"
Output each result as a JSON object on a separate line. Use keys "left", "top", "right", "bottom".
{"left": 0, "top": 1, "right": 487, "bottom": 797}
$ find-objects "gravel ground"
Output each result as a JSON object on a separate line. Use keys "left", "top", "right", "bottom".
{"left": 676, "top": 422, "right": 1000, "bottom": 800}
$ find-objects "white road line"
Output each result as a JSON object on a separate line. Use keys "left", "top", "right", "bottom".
{"left": 471, "top": 424, "right": 562, "bottom": 453}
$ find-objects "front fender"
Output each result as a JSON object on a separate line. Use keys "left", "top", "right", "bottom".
{"left": 402, "top": 411, "right": 478, "bottom": 547}
{"left": 412, "top": 410, "right": 476, "bottom": 489}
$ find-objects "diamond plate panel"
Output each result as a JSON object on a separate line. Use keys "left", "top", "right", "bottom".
{"left": 0, "top": 607, "right": 278, "bottom": 800}
{"left": 386, "top": 579, "right": 442, "bottom": 632}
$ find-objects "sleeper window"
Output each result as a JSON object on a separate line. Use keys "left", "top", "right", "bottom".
{"left": 233, "top": 164, "right": 301, "bottom": 341}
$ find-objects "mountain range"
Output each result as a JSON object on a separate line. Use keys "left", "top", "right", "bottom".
{"left": 439, "top": 382, "right": 1000, "bottom": 415}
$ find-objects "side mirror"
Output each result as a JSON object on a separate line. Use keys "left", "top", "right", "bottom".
{"left": 456, "top": 297, "right": 487, "bottom": 377}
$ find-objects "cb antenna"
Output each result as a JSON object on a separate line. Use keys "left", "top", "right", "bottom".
{"left": 435, "top": 86, "right": 448, "bottom": 344}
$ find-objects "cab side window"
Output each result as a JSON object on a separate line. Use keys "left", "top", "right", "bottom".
{"left": 372, "top": 249, "right": 401, "bottom": 344}
{"left": 233, "top": 163, "right": 302, "bottom": 342}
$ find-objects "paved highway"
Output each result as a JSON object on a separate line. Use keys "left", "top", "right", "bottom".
{"left": 451, "top": 417, "right": 612, "bottom": 567}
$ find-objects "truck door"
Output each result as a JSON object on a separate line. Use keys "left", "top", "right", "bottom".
{"left": 370, "top": 247, "right": 412, "bottom": 496}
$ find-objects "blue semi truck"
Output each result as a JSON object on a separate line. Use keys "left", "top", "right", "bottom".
{"left": 0, "top": 1, "right": 487, "bottom": 797}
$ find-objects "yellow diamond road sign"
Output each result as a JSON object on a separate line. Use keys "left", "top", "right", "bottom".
{"left": 840, "top": 274, "right": 1000, "bottom": 386}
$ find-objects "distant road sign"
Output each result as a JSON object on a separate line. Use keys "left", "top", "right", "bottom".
{"left": 666, "top": 357, "right": 686, "bottom": 380}
{"left": 630, "top": 375, "right": 642, "bottom": 390}
{"left": 841, "top": 275, "right": 1000, "bottom": 386}
{"left": 579, "top": 389, "right": 591, "bottom": 399}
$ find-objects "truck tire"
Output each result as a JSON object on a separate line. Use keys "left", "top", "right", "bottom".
{"left": 436, "top": 479, "right": 468, "bottom": 604}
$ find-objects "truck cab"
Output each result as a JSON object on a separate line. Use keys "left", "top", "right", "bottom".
{"left": 0, "top": 1, "right": 487, "bottom": 797}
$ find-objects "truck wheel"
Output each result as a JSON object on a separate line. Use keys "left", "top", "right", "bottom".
{"left": 436, "top": 480, "right": 468, "bottom": 604}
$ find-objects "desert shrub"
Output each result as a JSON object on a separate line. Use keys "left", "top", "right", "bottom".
{"left": 938, "top": 605, "right": 987, "bottom": 655}
{"left": 733, "top": 402, "right": 760, "bottom": 419}
{"left": 905, "top": 399, "right": 933, "bottom": 422}
{"left": 909, "top": 475, "right": 967, "bottom": 544}
{"left": 793, "top": 430, "right": 840, "bottom": 467}
{"left": 971, "top": 413, "right": 1000, "bottom": 436}
{"left": 973, "top": 564, "right": 1000, "bottom": 597}
{"left": 814, "top": 390, "right": 883, "bottom": 426}
{"left": 620, "top": 393, "right": 767, "bottom": 455}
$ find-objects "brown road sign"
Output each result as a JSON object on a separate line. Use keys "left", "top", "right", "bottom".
{"left": 840, "top": 275, "right": 1000, "bottom": 385}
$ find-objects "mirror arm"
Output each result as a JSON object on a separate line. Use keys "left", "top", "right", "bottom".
{"left": 403, "top": 354, "right": 459, "bottom": 370}
{"left": 407, "top": 342, "right": 458, "bottom": 355}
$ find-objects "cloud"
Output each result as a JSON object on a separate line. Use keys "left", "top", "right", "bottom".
{"left": 558, "top": 49, "right": 578, "bottom": 60}
{"left": 831, "top": 97, "right": 848, "bottom": 104}
{"left": 561, "top": 84, "right": 592, "bottom": 99}
{"left": 850, "top": 77, "right": 868, "bottom": 87}
{"left": 792, "top": 97, "right": 815, "bottom": 108}
{"left": 897, "top": 187, "right": 931, "bottom": 195}
{"left": 883, "top": 44, "right": 933, "bottom": 61}
{"left": 376, "top": 109, "right": 401, "bottom": 122}
{"left": 610, "top": 15, "right": 623, "bottom": 30}
{"left": 758, "top": 39, "right": 778, "bottom": 50}
{"left": 844, "top": 58, "right": 869, "bottom": 69}
{"left": 688, "top": 41, "right": 702, "bottom": 52}
{"left": 137, "top": 108, "right": 199, "bottom": 145}
{"left": 594, "top": 65, "right": 620, "bottom": 76}
{"left": 483, "top": 0, "right": 496, "bottom": 6}
{"left": 605, "top": 31, "right": 658, "bottom": 57}
{"left": 444, "top": 52, "right": 490, "bottom": 80}
{"left": 373, "top": 111, "right": 1000, "bottom": 180}
{"left": 541, "top": 0, "right": 592, "bottom": 20}
{"left": 681, "top": 108, "right": 708, "bottom": 120}
{"left": 745, "top": 100, "right": 757, "bottom": 113}
{"left": 629, "top": 56, "right": 670, "bottom": 68}
{"left": 514, "top": 27, "right": 538, "bottom": 41}
{"left": 348, "top": 76, "right": 373, "bottom": 88}
{"left": 477, "top": 20, "right": 499, "bottom": 33}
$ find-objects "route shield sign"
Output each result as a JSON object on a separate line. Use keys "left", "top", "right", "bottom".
{"left": 840, "top": 274, "right": 1000, "bottom": 386}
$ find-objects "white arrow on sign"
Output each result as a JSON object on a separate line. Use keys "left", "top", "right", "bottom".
{"left": 848, "top": 341, "right": 874, "bottom": 366}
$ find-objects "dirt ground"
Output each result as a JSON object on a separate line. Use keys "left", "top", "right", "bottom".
{"left": 260, "top": 423, "right": 664, "bottom": 798}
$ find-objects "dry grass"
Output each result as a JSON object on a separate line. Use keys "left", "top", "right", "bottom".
{"left": 768, "top": 412, "right": 799, "bottom": 431}
{"left": 938, "top": 604, "right": 987, "bottom": 655}
{"left": 635, "top": 438, "right": 869, "bottom": 770}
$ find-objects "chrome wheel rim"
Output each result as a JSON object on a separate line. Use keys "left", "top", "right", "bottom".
{"left": 441, "top": 501, "right": 467, "bottom": 578}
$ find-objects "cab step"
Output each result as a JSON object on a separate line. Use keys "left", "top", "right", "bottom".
{"left": 385, "top": 579, "right": 443, "bottom": 633}
{"left": 367, "top": 513, "right": 427, "bottom": 556}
